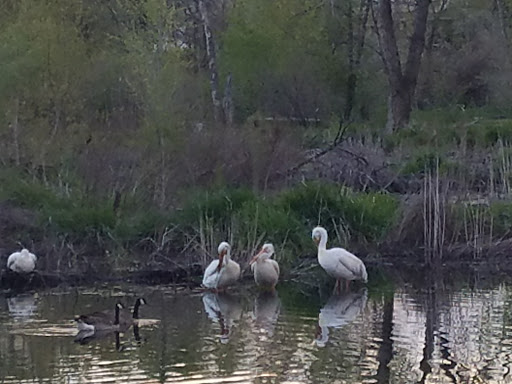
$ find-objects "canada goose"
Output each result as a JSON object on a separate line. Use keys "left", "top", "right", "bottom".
{"left": 75, "top": 302, "right": 124, "bottom": 332}
{"left": 7, "top": 249, "right": 37, "bottom": 273}
{"left": 312, "top": 226, "right": 368, "bottom": 292}
{"left": 250, "top": 243, "right": 280, "bottom": 289}
{"left": 202, "top": 242, "right": 241, "bottom": 290}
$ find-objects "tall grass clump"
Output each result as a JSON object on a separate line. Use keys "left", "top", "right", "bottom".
{"left": 234, "top": 200, "right": 306, "bottom": 264}
{"left": 175, "top": 183, "right": 399, "bottom": 268}
{"left": 276, "top": 182, "right": 398, "bottom": 244}
{"left": 175, "top": 188, "right": 258, "bottom": 265}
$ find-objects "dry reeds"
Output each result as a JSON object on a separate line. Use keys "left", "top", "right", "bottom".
{"left": 422, "top": 157, "right": 447, "bottom": 264}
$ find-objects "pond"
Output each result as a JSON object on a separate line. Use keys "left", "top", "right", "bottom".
{"left": 1, "top": 274, "right": 512, "bottom": 384}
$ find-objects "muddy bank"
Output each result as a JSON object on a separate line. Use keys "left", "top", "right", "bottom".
{"left": 3, "top": 241, "right": 510, "bottom": 293}
{"left": 0, "top": 263, "right": 204, "bottom": 293}
{"left": 2, "top": 197, "right": 512, "bottom": 293}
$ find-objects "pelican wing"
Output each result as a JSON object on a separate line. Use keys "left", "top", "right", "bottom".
{"left": 270, "top": 259, "right": 280, "bottom": 277}
{"left": 202, "top": 259, "right": 220, "bottom": 288}
{"left": 6, "top": 253, "right": 18, "bottom": 269}
{"left": 333, "top": 248, "right": 366, "bottom": 281}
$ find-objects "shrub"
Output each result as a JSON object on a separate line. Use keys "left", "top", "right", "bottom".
{"left": 276, "top": 182, "right": 398, "bottom": 244}
{"left": 235, "top": 199, "right": 306, "bottom": 263}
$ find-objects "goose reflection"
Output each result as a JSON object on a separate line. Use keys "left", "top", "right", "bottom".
{"left": 251, "top": 290, "right": 281, "bottom": 337}
{"left": 7, "top": 293, "right": 38, "bottom": 322}
{"left": 74, "top": 323, "right": 140, "bottom": 350}
{"left": 74, "top": 329, "right": 122, "bottom": 350}
{"left": 202, "top": 291, "right": 242, "bottom": 344}
{"left": 315, "top": 288, "right": 367, "bottom": 347}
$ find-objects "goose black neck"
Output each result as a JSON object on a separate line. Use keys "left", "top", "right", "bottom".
{"left": 115, "top": 305, "right": 120, "bottom": 325}
{"left": 133, "top": 299, "right": 141, "bottom": 319}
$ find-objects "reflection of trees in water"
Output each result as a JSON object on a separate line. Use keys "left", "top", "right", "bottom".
{"left": 3, "top": 282, "right": 512, "bottom": 383}
{"left": 376, "top": 294, "right": 393, "bottom": 384}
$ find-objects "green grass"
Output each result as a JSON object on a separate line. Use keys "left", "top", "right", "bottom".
{"left": 175, "top": 182, "right": 399, "bottom": 265}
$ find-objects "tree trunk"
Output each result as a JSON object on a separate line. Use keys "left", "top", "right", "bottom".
{"left": 198, "top": 0, "right": 223, "bottom": 124}
{"left": 344, "top": 0, "right": 371, "bottom": 122}
{"left": 494, "top": 0, "right": 509, "bottom": 42}
{"left": 377, "top": 0, "right": 430, "bottom": 133}
{"left": 11, "top": 97, "right": 20, "bottom": 166}
{"left": 376, "top": 295, "right": 394, "bottom": 384}
{"left": 387, "top": 87, "right": 412, "bottom": 133}
{"left": 222, "top": 73, "right": 233, "bottom": 126}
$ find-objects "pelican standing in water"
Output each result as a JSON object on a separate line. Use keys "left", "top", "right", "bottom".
{"left": 7, "top": 248, "right": 37, "bottom": 274}
{"left": 202, "top": 242, "right": 241, "bottom": 290}
{"left": 250, "top": 243, "right": 280, "bottom": 290}
{"left": 312, "top": 226, "right": 367, "bottom": 292}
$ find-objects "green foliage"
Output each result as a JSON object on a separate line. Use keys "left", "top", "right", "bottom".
{"left": 174, "top": 182, "right": 398, "bottom": 265}
{"left": 177, "top": 188, "right": 257, "bottom": 231}
{"left": 235, "top": 199, "right": 307, "bottom": 262}
{"left": 114, "top": 209, "right": 170, "bottom": 242}
{"left": 277, "top": 182, "right": 398, "bottom": 243}
{"left": 490, "top": 201, "right": 512, "bottom": 237}
{"left": 400, "top": 151, "right": 442, "bottom": 175}
{"left": 220, "top": 0, "right": 339, "bottom": 120}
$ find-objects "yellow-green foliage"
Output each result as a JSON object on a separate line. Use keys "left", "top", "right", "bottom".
{"left": 177, "top": 182, "right": 399, "bottom": 264}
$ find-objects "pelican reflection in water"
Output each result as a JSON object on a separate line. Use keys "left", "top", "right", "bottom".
{"left": 202, "top": 291, "right": 242, "bottom": 344}
{"left": 315, "top": 288, "right": 368, "bottom": 347}
{"left": 251, "top": 290, "right": 281, "bottom": 337}
{"left": 7, "top": 293, "right": 38, "bottom": 322}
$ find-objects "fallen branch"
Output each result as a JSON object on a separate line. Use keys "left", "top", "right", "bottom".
{"left": 283, "top": 121, "right": 368, "bottom": 176}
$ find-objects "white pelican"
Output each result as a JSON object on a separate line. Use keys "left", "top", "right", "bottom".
{"left": 250, "top": 243, "right": 280, "bottom": 289}
{"left": 202, "top": 241, "right": 241, "bottom": 290}
{"left": 7, "top": 248, "right": 37, "bottom": 274}
{"left": 315, "top": 289, "right": 367, "bottom": 347}
{"left": 312, "top": 226, "right": 367, "bottom": 292}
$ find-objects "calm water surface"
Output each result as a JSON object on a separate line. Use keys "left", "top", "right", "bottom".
{"left": 1, "top": 276, "right": 512, "bottom": 384}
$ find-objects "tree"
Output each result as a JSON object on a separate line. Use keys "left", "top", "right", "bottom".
{"left": 375, "top": 0, "right": 431, "bottom": 132}
{"left": 342, "top": 0, "right": 371, "bottom": 121}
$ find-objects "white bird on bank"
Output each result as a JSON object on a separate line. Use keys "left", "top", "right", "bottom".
{"left": 7, "top": 248, "right": 37, "bottom": 274}
{"left": 311, "top": 226, "right": 367, "bottom": 292}
{"left": 250, "top": 243, "right": 280, "bottom": 289}
{"left": 202, "top": 242, "right": 241, "bottom": 290}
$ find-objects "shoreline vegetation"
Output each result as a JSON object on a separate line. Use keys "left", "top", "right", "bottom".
{"left": 3, "top": 110, "right": 512, "bottom": 291}
{"left": 1, "top": 1, "right": 512, "bottom": 289}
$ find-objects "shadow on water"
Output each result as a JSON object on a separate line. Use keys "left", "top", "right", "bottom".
{"left": 1, "top": 265, "right": 512, "bottom": 383}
